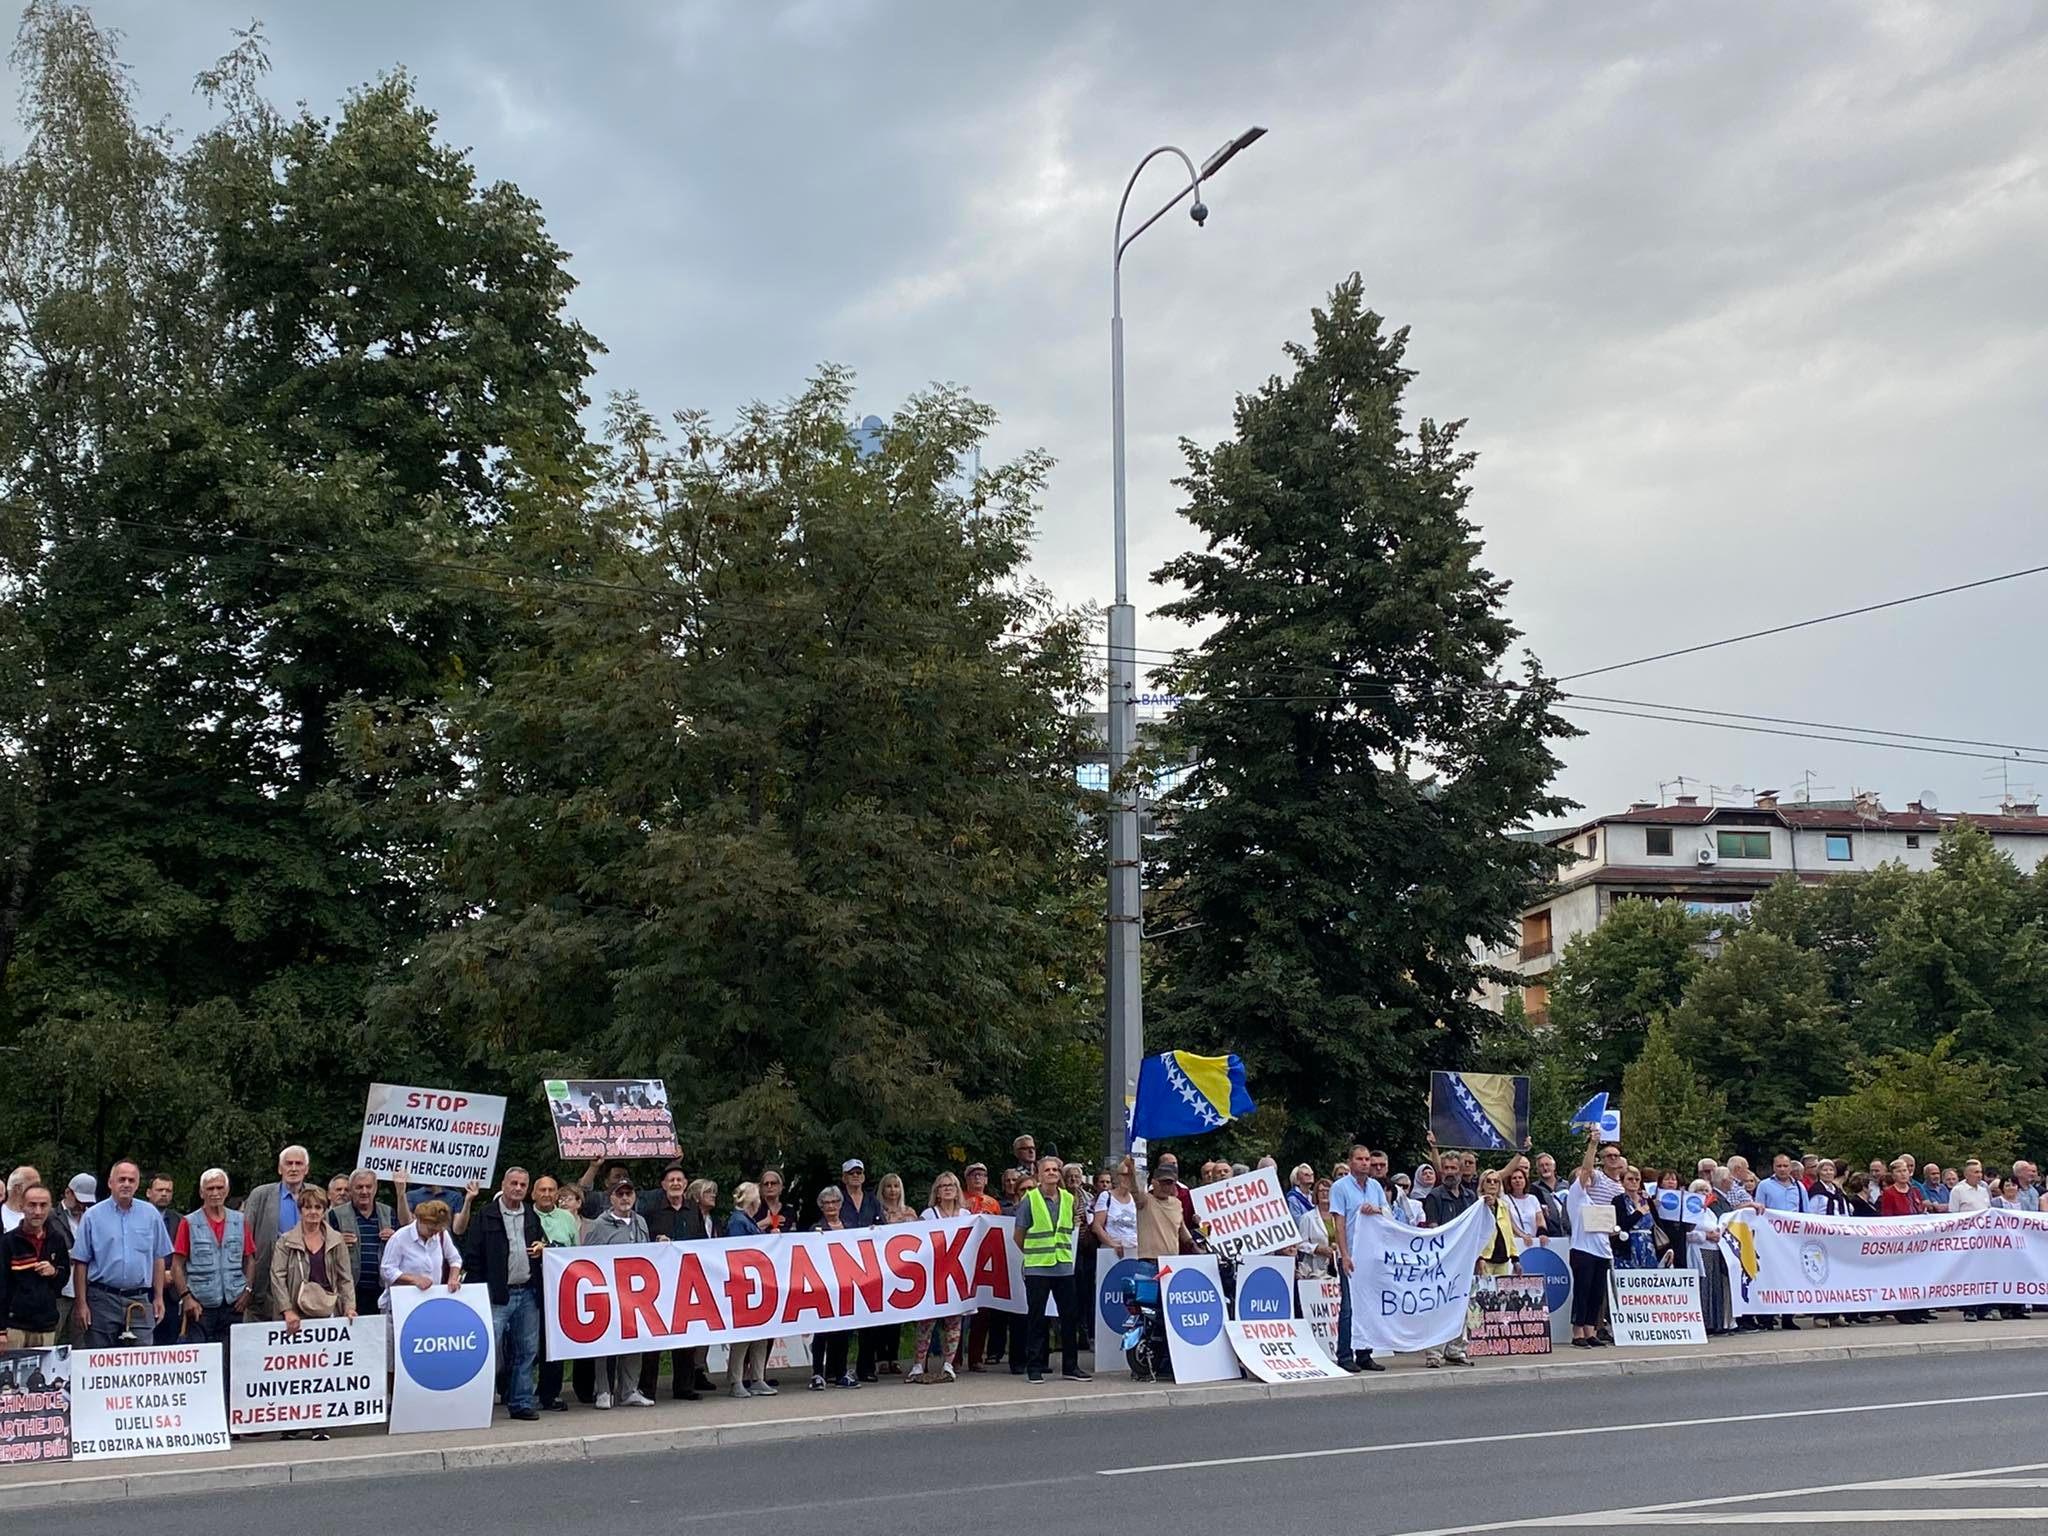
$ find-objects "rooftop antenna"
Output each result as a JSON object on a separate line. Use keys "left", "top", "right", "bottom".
{"left": 1794, "top": 770, "right": 1834, "bottom": 804}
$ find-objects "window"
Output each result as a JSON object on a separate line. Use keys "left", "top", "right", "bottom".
{"left": 1521, "top": 910, "right": 1552, "bottom": 960}
{"left": 1522, "top": 981, "right": 1549, "bottom": 1028}
{"left": 1906, "top": 834, "right": 1921, "bottom": 850}
{"left": 1585, "top": 833, "right": 1599, "bottom": 858}
{"left": 1825, "top": 833, "right": 1853, "bottom": 862}
{"left": 1716, "top": 830, "right": 1772, "bottom": 859}
{"left": 1645, "top": 827, "right": 1673, "bottom": 857}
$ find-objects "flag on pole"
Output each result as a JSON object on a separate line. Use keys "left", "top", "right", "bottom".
{"left": 1130, "top": 1051, "right": 1256, "bottom": 1140}
{"left": 1570, "top": 1091, "right": 1621, "bottom": 1138}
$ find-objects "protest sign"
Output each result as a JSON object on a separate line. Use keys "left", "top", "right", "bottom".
{"left": 1609, "top": 1270, "right": 1706, "bottom": 1345}
{"left": 356, "top": 1083, "right": 506, "bottom": 1188}
{"left": 1157, "top": 1254, "right": 1237, "bottom": 1384}
{"left": 1429, "top": 1070, "right": 1530, "bottom": 1152}
{"left": 1297, "top": 1275, "right": 1342, "bottom": 1358}
{"left": 390, "top": 1283, "right": 495, "bottom": 1434}
{"left": 1519, "top": 1241, "right": 1574, "bottom": 1345}
{"left": 1234, "top": 1254, "right": 1295, "bottom": 1323}
{"left": 1655, "top": 1188, "right": 1712, "bottom": 1228}
{"left": 70, "top": 1344, "right": 229, "bottom": 1461}
{"left": 228, "top": 1316, "right": 388, "bottom": 1433}
{"left": 1189, "top": 1166, "right": 1299, "bottom": 1260}
{"left": 1466, "top": 1275, "right": 1552, "bottom": 1357}
{"left": 1723, "top": 1207, "right": 2048, "bottom": 1317}
{"left": 544, "top": 1078, "right": 680, "bottom": 1161}
{"left": 0, "top": 1347, "right": 70, "bottom": 1464}
{"left": 1349, "top": 1201, "right": 1492, "bottom": 1356}
{"left": 1095, "top": 1248, "right": 1155, "bottom": 1350}
{"left": 1226, "top": 1317, "right": 1349, "bottom": 1383}
{"left": 544, "top": 1214, "right": 1023, "bottom": 1359}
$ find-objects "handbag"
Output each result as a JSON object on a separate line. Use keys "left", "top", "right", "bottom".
{"left": 296, "top": 1279, "right": 338, "bottom": 1319}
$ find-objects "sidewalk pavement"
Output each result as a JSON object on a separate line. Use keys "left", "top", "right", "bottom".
{"left": 12, "top": 1316, "right": 2048, "bottom": 1508}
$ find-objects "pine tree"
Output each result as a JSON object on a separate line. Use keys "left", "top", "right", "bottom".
{"left": 1152, "top": 276, "right": 1575, "bottom": 1158}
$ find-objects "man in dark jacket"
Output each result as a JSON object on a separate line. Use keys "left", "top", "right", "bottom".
{"left": 461, "top": 1168, "right": 546, "bottom": 1421}
{"left": 834, "top": 1159, "right": 890, "bottom": 1381}
{"left": 640, "top": 1169, "right": 715, "bottom": 1401}
{"left": 1, "top": 1183, "right": 71, "bottom": 1345}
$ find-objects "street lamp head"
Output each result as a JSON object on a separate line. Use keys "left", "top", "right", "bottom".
{"left": 1200, "top": 124, "right": 1268, "bottom": 181}
{"left": 1189, "top": 199, "right": 1208, "bottom": 226}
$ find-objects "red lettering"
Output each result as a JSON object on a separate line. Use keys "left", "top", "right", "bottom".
{"left": 724, "top": 1248, "right": 777, "bottom": 1330}
{"left": 829, "top": 1238, "right": 886, "bottom": 1318}
{"left": 930, "top": 1224, "right": 972, "bottom": 1305}
{"left": 614, "top": 1255, "right": 663, "bottom": 1342}
{"left": 559, "top": 1259, "right": 610, "bottom": 1345}
{"left": 782, "top": 1246, "right": 835, "bottom": 1325}
{"left": 665, "top": 1253, "right": 725, "bottom": 1335}
{"left": 968, "top": 1225, "right": 1015, "bottom": 1303}
{"left": 884, "top": 1233, "right": 927, "bottom": 1309}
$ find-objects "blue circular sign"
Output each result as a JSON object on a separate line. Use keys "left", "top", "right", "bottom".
{"left": 1164, "top": 1267, "right": 1224, "bottom": 1346}
{"left": 1655, "top": 1188, "right": 1685, "bottom": 1222}
{"left": 1237, "top": 1263, "right": 1293, "bottom": 1321}
{"left": 400, "top": 1297, "right": 489, "bottom": 1392}
{"left": 1519, "top": 1243, "right": 1572, "bottom": 1314}
{"left": 1097, "top": 1256, "right": 1152, "bottom": 1332}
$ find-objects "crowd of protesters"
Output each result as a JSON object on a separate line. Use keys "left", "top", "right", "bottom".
{"left": 3, "top": 1129, "right": 2042, "bottom": 1432}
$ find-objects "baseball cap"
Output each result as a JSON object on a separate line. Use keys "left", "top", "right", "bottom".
{"left": 68, "top": 1173, "right": 98, "bottom": 1205}
{"left": 964, "top": 1162, "right": 988, "bottom": 1175}
{"left": 841, "top": 1158, "right": 864, "bottom": 1173}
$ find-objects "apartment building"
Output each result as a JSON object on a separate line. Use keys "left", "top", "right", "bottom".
{"left": 1480, "top": 791, "right": 2048, "bottom": 1025}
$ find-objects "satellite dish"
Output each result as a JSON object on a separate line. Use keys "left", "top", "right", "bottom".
{"left": 1918, "top": 790, "right": 1938, "bottom": 812}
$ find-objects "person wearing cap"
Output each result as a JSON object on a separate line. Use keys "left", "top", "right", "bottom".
{"left": 832, "top": 1158, "right": 889, "bottom": 1381}
{"left": 960, "top": 1163, "right": 1003, "bottom": 1371}
{"left": 1150, "top": 1155, "right": 1200, "bottom": 1252}
{"left": 577, "top": 1180, "right": 650, "bottom": 1408}
{"left": 50, "top": 1173, "right": 94, "bottom": 1344}
{"left": 70, "top": 1160, "right": 170, "bottom": 1348}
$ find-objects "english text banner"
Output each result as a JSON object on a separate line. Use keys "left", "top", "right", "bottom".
{"left": 1724, "top": 1208, "right": 2048, "bottom": 1316}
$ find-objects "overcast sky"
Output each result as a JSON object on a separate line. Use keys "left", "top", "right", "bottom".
{"left": 74, "top": 1, "right": 2048, "bottom": 820}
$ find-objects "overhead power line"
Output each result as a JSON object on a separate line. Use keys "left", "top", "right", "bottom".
{"left": 1556, "top": 560, "right": 2048, "bottom": 682}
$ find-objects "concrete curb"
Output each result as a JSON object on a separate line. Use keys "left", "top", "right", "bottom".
{"left": 15, "top": 1331, "right": 2048, "bottom": 1509}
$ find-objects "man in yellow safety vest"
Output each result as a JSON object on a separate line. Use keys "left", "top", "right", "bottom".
{"left": 1012, "top": 1154, "right": 1091, "bottom": 1384}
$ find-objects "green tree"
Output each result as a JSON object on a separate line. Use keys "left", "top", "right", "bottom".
{"left": 1151, "top": 276, "right": 1576, "bottom": 1161}
{"left": 1668, "top": 929, "right": 1849, "bottom": 1158}
{"left": 336, "top": 376, "right": 1099, "bottom": 1193}
{"left": 1808, "top": 1038, "right": 2034, "bottom": 1171}
{"left": 1747, "top": 865, "right": 1912, "bottom": 1014}
{"left": 0, "top": 5, "right": 594, "bottom": 1181}
{"left": 1619, "top": 1017, "right": 1727, "bottom": 1173}
{"left": 1547, "top": 899, "right": 1712, "bottom": 1090}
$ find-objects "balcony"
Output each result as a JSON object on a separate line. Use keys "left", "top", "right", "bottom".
{"left": 1519, "top": 936, "right": 1553, "bottom": 962}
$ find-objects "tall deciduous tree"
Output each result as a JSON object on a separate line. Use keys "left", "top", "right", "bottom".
{"left": 336, "top": 377, "right": 1098, "bottom": 1188}
{"left": 1152, "top": 276, "right": 1575, "bottom": 1159}
{"left": 1548, "top": 898, "right": 1712, "bottom": 1090}
{"left": 1668, "top": 930, "right": 1848, "bottom": 1158}
{"left": 1619, "top": 1017, "right": 1727, "bottom": 1174}
{"left": 0, "top": 5, "right": 594, "bottom": 1177}
{"left": 1808, "top": 1039, "right": 2034, "bottom": 1172}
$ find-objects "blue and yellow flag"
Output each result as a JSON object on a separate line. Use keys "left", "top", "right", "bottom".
{"left": 1428, "top": 1070, "right": 1530, "bottom": 1152}
{"left": 1130, "top": 1051, "right": 1256, "bottom": 1140}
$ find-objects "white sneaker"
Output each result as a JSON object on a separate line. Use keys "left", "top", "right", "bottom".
{"left": 623, "top": 1391, "right": 655, "bottom": 1407}
{"left": 729, "top": 1382, "right": 751, "bottom": 1400}
{"left": 747, "top": 1381, "right": 779, "bottom": 1397}
{"left": 940, "top": 1363, "right": 957, "bottom": 1382}
{"left": 593, "top": 1392, "right": 613, "bottom": 1410}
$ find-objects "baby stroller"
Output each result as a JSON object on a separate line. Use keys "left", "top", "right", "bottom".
{"left": 1118, "top": 1271, "right": 1174, "bottom": 1382}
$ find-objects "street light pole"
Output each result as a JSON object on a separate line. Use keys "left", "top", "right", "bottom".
{"left": 1103, "top": 126, "right": 1266, "bottom": 1167}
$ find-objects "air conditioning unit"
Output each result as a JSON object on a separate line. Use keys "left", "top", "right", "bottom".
{"left": 1696, "top": 847, "right": 1718, "bottom": 867}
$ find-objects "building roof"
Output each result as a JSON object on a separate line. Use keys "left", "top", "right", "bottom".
{"left": 1551, "top": 804, "right": 2048, "bottom": 844}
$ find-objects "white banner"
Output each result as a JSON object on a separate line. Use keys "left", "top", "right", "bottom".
{"left": 1158, "top": 1254, "right": 1237, "bottom": 1384}
{"left": 1349, "top": 1201, "right": 1493, "bottom": 1355}
{"left": 228, "top": 1317, "right": 389, "bottom": 1433}
{"left": 1724, "top": 1207, "right": 2048, "bottom": 1316}
{"left": 356, "top": 1082, "right": 506, "bottom": 1189}
{"left": 70, "top": 1344, "right": 229, "bottom": 1462}
{"left": 1234, "top": 1254, "right": 1295, "bottom": 1323}
{"left": 389, "top": 1284, "right": 495, "bottom": 1434}
{"left": 543, "top": 1215, "right": 1023, "bottom": 1360}
{"left": 1610, "top": 1270, "right": 1706, "bottom": 1346}
{"left": 1226, "top": 1317, "right": 1349, "bottom": 1383}
{"left": 1190, "top": 1167, "right": 1300, "bottom": 1260}
{"left": 1297, "top": 1275, "right": 1342, "bottom": 1358}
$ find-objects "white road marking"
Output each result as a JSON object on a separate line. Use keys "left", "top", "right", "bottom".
{"left": 1379, "top": 1460, "right": 2048, "bottom": 1536}
{"left": 1098, "top": 1390, "right": 2048, "bottom": 1476}
{"left": 1611, "top": 1513, "right": 2048, "bottom": 1525}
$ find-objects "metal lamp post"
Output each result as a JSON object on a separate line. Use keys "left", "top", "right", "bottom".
{"left": 1104, "top": 125, "right": 1266, "bottom": 1164}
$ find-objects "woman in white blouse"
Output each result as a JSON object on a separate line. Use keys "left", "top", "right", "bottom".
{"left": 1091, "top": 1162, "right": 1140, "bottom": 1260}
{"left": 377, "top": 1198, "right": 464, "bottom": 1309}
{"left": 1503, "top": 1165, "right": 1547, "bottom": 1249}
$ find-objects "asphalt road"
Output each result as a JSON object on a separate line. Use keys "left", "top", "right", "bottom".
{"left": 70, "top": 1351, "right": 2048, "bottom": 1534}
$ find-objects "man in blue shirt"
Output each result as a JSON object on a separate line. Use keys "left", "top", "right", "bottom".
{"left": 1752, "top": 1155, "right": 1811, "bottom": 1331}
{"left": 1329, "top": 1143, "right": 1387, "bottom": 1374}
{"left": 69, "top": 1160, "right": 170, "bottom": 1348}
